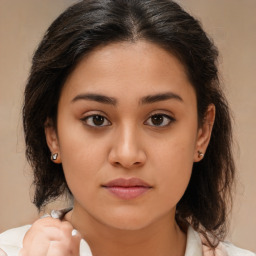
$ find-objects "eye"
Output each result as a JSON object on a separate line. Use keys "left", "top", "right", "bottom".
{"left": 145, "top": 114, "right": 175, "bottom": 127}
{"left": 82, "top": 115, "right": 111, "bottom": 127}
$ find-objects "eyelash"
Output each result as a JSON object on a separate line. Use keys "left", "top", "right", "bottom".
{"left": 144, "top": 114, "right": 175, "bottom": 127}
{"left": 81, "top": 114, "right": 111, "bottom": 127}
{"left": 81, "top": 113, "right": 175, "bottom": 128}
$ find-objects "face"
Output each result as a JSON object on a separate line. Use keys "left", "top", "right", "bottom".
{"left": 46, "top": 41, "right": 214, "bottom": 231}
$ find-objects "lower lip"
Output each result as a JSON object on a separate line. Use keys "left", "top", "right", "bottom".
{"left": 104, "top": 186, "right": 151, "bottom": 200}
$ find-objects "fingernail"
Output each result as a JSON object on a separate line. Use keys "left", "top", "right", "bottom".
{"left": 72, "top": 229, "right": 78, "bottom": 236}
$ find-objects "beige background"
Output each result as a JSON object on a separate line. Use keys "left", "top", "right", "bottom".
{"left": 0, "top": 0, "right": 255, "bottom": 252}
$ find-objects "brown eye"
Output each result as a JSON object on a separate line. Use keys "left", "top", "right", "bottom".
{"left": 145, "top": 114, "right": 175, "bottom": 127}
{"left": 151, "top": 115, "right": 164, "bottom": 126}
{"left": 83, "top": 115, "right": 111, "bottom": 127}
{"left": 92, "top": 115, "right": 104, "bottom": 126}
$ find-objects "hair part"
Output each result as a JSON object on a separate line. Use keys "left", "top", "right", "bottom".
{"left": 23, "top": 0, "right": 235, "bottom": 247}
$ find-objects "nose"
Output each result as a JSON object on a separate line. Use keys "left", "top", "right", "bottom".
{"left": 108, "top": 124, "right": 146, "bottom": 169}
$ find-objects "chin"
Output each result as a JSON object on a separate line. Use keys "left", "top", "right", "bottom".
{"left": 107, "top": 219, "right": 152, "bottom": 231}
{"left": 99, "top": 209, "right": 157, "bottom": 231}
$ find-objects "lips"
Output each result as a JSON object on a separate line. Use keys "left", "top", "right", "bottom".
{"left": 102, "top": 178, "right": 152, "bottom": 200}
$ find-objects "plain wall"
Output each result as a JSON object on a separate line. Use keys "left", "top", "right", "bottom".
{"left": 0, "top": 0, "right": 255, "bottom": 252}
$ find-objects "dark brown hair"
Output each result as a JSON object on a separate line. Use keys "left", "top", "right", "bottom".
{"left": 23, "top": 0, "right": 235, "bottom": 247}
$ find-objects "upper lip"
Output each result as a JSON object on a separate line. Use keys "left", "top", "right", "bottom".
{"left": 102, "top": 178, "right": 152, "bottom": 188}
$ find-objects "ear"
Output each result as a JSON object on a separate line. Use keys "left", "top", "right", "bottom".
{"left": 44, "top": 118, "right": 62, "bottom": 164}
{"left": 194, "top": 104, "right": 215, "bottom": 162}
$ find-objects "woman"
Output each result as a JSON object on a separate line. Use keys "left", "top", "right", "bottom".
{"left": 0, "top": 0, "right": 254, "bottom": 255}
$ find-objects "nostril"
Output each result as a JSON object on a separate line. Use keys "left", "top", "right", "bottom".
{"left": 108, "top": 146, "right": 146, "bottom": 169}
{"left": 114, "top": 162, "right": 120, "bottom": 166}
{"left": 112, "top": 161, "right": 142, "bottom": 168}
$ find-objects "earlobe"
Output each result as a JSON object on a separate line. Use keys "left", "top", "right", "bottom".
{"left": 44, "top": 118, "right": 62, "bottom": 164}
{"left": 194, "top": 104, "right": 215, "bottom": 162}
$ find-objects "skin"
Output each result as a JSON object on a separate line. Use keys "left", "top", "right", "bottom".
{"left": 19, "top": 218, "right": 81, "bottom": 256}
{"left": 22, "top": 41, "right": 215, "bottom": 256}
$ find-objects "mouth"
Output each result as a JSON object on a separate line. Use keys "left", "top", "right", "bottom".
{"left": 102, "top": 177, "right": 153, "bottom": 200}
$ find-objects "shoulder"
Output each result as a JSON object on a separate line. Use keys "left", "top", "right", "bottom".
{"left": 202, "top": 236, "right": 255, "bottom": 256}
{"left": 0, "top": 225, "right": 31, "bottom": 256}
{"left": 220, "top": 241, "right": 256, "bottom": 256}
{"left": 189, "top": 226, "right": 255, "bottom": 256}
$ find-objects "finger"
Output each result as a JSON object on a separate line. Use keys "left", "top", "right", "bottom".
{"left": 33, "top": 216, "right": 62, "bottom": 228}
{"left": 71, "top": 229, "right": 82, "bottom": 256}
{"left": 21, "top": 218, "right": 80, "bottom": 256}
{"left": 23, "top": 217, "right": 63, "bottom": 242}
{"left": 46, "top": 229, "right": 81, "bottom": 256}
{"left": 49, "top": 222, "right": 81, "bottom": 256}
{"left": 23, "top": 226, "right": 63, "bottom": 245}
{"left": 59, "top": 221, "right": 74, "bottom": 236}
{"left": 19, "top": 244, "right": 49, "bottom": 256}
{"left": 22, "top": 220, "right": 63, "bottom": 256}
{"left": 46, "top": 241, "right": 68, "bottom": 256}
{"left": 61, "top": 227, "right": 82, "bottom": 255}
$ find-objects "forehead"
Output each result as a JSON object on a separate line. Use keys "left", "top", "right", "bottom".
{"left": 61, "top": 41, "right": 195, "bottom": 104}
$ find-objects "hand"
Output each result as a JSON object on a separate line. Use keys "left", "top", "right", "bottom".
{"left": 18, "top": 217, "right": 81, "bottom": 256}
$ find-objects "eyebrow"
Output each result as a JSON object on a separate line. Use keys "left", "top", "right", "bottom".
{"left": 140, "top": 92, "right": 183, "bottom": 105}
{"left": 72, "top": 93, "right": 117, "bottom": 105}
{"left": 71, "top": 92, "right": 183, "bottom": 106}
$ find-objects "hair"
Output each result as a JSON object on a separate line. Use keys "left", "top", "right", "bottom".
{"left": 23, "top": 0, "right": 235, "bottom": 248}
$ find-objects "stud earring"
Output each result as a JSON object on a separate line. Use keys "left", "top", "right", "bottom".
{"left": 198, "top": 151, "right": 204, "bottom": 158}
{"left": 51, "top": 153, "right": 58, "bottom": 161}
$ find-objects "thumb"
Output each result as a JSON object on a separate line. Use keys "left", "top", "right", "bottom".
{"left": 71, "top": 229, "right": 82, "bottom": 256}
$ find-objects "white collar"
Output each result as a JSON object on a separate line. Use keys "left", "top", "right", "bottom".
{"left": 51, "top": 209, "right": 203, "bottom": 256}
{"left": 184, "top": 226, "right": 203, "bottom": 256}
{"left": 51, "top": 209, "right": 203, "bottom": 255}
{"left": 78, "top": 224, "right": 204, "bottom": 256}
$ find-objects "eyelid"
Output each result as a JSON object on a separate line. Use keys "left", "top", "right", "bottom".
{"left": 79, "top": 110, "right": 175, "bottom": 128}
{"left": 80, "top": 113, "right": 111, "bottom": 127}
{"left": 144, "top": 112, "right": 176, "bottom": 127}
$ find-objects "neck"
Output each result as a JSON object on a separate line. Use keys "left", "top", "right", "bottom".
{"left": 65, "top": 206, "right": 187, "bottom": 256}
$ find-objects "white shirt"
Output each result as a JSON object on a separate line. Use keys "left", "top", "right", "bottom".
{"left": 0, "top": 210, "right": 255, "bottom": 256}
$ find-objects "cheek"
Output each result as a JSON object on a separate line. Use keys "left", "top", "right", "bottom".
{"left": 151, "top": 128, "right": 197, "bottom": 203}
{"left": 57, "top": 124, "right": 108, "bottom": 191}
{"left": 153, "top": 156, "right": 193, "bottom": 214}
{"left": 58, "top": 113, "right": 107, "bottom": 164}
{"left": 152, "top": 126, "right": 196, "bottom": 171}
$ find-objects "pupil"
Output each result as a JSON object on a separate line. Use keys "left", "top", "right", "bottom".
{"left": 152, "top": 115, "right": 163, "bottom": 125}
{"left": 93, "top": 115, "right": 104, "bottom": 125}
